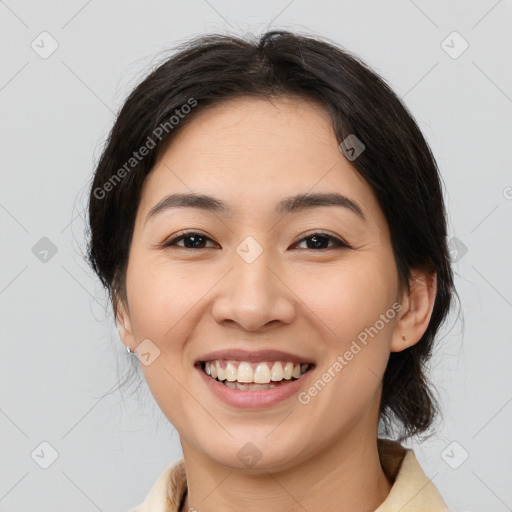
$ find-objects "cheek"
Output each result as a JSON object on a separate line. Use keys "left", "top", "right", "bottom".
{"left": 125, "top": 257, "right": 200, "bottom": 340}
{"left": 295, "top": 265, "right": 397, "bottom": 430}
{"left": 295, "top": 255, "right": 398, "bottom": 404}
{"left": 298, "top": 256, "right": 397, "bottom": 341}
{"left": 126, "top": 259, "right": 196, "bottom": 422}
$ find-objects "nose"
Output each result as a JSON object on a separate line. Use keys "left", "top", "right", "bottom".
{"left": 210, "top": 247, "right": 296, "bottom": 332}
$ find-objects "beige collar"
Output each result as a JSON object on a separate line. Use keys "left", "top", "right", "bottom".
{"left": 131, "top": 438, "right": 448, "bottom": 512}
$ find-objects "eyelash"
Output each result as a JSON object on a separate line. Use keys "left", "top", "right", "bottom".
{"left": 161, "top": 231, "right": 352, "bottom": 251}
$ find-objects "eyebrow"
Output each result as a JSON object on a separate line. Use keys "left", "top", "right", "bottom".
{"left": 145, "top": 191, "right": 366, "bottom": 224}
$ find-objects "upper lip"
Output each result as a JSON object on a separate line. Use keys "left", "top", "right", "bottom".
{"left": 196, "top": 349, "right": 315, "bottom": 365}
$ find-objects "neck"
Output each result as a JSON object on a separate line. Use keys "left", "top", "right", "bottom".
{"left": 180, "top": 428, "right": 392, "bottom": 512}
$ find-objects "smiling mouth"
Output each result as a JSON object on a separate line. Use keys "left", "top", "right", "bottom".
{"left": 197, "top": 360, "right": 315, "bottom": 391}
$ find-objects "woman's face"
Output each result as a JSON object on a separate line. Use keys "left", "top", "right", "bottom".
{"left": 118, "top": 95, "right": 407, "bottom": 470}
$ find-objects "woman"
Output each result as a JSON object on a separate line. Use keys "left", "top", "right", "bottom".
{"left": 87, "top": 29, "right": 456, "bottom": 511}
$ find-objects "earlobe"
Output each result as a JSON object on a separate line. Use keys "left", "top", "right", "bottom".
{"left": 391, "top": 270, "right": 437, "bottom": 353}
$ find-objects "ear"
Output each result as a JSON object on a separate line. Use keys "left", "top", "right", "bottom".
{"left": 391, "top": 269, "right": 437, "bottom": 352}
{"left": 115, "top": 296, "right": 136, "bottom": 351}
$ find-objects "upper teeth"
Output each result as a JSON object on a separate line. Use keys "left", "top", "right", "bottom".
{"left": 205, "top": 360, "right": 310, "bottom": 383}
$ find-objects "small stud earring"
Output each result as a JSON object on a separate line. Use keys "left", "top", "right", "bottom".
{"left": 126, "top": 345, "right": 133, "bottom": 354}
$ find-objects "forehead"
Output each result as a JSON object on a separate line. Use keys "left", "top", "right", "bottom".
{"left": 166, "top": 94, "right": 337, "bottom": 160}
{"left": 138, "top": 95, "right": 385, "bottom": 233}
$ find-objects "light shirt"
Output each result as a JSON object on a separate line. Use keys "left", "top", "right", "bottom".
{"left": 130, "top": 438, "right": 448, "bottom": 512}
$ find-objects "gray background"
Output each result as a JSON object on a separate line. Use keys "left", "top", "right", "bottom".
{"left": 1, "top": 1, "right": 511, "bottom": 510}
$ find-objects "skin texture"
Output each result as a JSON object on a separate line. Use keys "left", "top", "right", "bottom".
{"left": 116, "top": 95, "right": 437, "bottom": 512}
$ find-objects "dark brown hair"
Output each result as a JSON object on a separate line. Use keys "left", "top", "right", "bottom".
{"left": 86, "top": 29, "right": 458, "bottom": 441}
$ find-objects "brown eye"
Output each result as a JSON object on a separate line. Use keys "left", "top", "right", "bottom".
{"left": 163, "top": 231, "right": 217, "bottom": 249}
{"left": 161, "top": 231, "right": 351, "bottom": 251}
{"left": 293, "top": 232, "right": 352, "bottom": 250}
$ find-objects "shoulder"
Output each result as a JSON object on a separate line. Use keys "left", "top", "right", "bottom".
{"left": 128, "top": 458, "right": 187, "bottom": 512}
{"left": 376, "top": 438, "right": 449, "bottom": 511}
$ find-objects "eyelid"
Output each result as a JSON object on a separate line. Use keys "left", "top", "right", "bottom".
{"left": 161, "top": 230, "right": 217, "bottom": 249}
{"left": 294, "top": 234, "right": 352, "bottom": 250}
{"left": 292, "top": 230, "right": 351, "bottom": 247}
{"left": 161, "top": 230, "right": 352, "bottom": 250}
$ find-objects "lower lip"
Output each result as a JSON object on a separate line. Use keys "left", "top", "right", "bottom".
{"left": 196, "top": 364, "right": 315, "bottom": 409}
